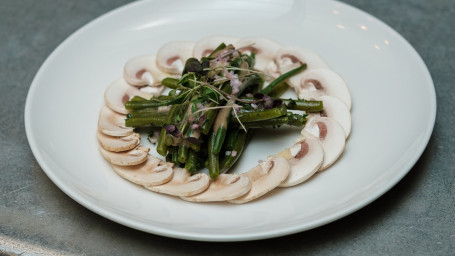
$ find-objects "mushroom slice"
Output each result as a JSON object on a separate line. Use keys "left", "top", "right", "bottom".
{"left": 98, "top": 105, "right": 133, "bottom": 137}
{"left": 112, "top": 155, "right": 174, "bottom": 186}
{"left": 234, "top": 37, "right": 282, "bottom": 73}
{"left": 104, "top": 78, "right": 160, "bottom": 114}
{"left": 100, "top": 146, "right": 149, "bottom": 166}
{"left": 297, "top": 68, "right": 351, "bottom": 110}
{"left": 309, "top": 95, "right": 351, "bottom": 138}
{"left": 156, "top": 41, "right": 195, "bottom": 74}
{"left": 181, "top": 174, "right": 251, "bottom": 202}
{"left": 123, "top": 54, "right": 176, "bottom": 86}
{"left": 228, "top": 157, "right": 290, "bottom": 204}
{"left": 304, "top": 117, "right": 346, "bottom": 171}
{"left": 97, "top": 131, "right": 140, "bottom": 152}
{"left": 275, "top": 46, "right": 329, "bottom": 89}
{"left": 192, "top": 35, "right": 239, "bottom": 59}
{"left": 145, "top": 168, "right": 210, "bottom": 197}
{"left": 277, "top": 132, "right": 324, "bottom": 187}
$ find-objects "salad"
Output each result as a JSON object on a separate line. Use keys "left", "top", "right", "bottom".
{"left": 97, "top": 36, "right": 351, "bottom": 203}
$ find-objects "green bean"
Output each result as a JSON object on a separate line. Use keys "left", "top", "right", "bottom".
{"left": 267, "top": 82, "right": 289, "bottom": 98}
{"left": 125, "top": 115, "right": 167, "bottom": 127}
{"left": 220, "top": 131, "right": 247, "bottom": 174}
{"left": 282, "top": 98, "right": 323, "bottom": 112}
{"left": 234, "top": 105, "right": 287, "bottom": 123}
{"left": 286, "top": 112, "right": 307, "bottom": 126}
{"left": 161, "top": 78, "right": 180, "bottom": 89}
{"left": 156, "top": 129, "right": 169, "bottom": 156}
{"left": 171, "top": 147, "right": 179, "bottom": 165}
{"left": 201, "top": 106, "right": 218, "bottom": 135}
{"left": 178, "top": 144, "right": 188, "bottom": 163}
{"left": 224, "top": 129, "right": 240, "bottom": 151}
{"left": 261, "top": 64, "right": 307, "bottom": 95}
{"left": 157, "top": 95, "right": 176, "bottom": 100}
{"left": 207, "top": 132, "right": 220, "bottom": 179}
{"left": 156, "top": 105, "right": 179, "bottom": 156}
{"left": 184, "top": 149, "right": 199, "bottom": 173}
{"left": 212, "top": 105, "right": 232, "bottom": 154}
{"left": 131, "top": 107, "right": 170, "bottom": 116}
{"left": 125, "top": 99, "right": 171, "bottom": 110}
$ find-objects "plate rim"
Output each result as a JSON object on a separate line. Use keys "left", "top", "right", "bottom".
{"left": 24, "top": 0, "right": 436, "bottom": 241}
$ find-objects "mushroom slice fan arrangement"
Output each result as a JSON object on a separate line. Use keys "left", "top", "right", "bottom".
{"left": 97, "top": 36, "right": 352, "bottom": 204}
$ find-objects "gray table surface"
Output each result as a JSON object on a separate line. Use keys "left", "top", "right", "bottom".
{"left": 1, "top": 0, "right": 454, "bottom": 255}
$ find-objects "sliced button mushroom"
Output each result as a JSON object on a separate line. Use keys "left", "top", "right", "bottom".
{"left": 304, "top": 117, "right": 346, "bottom": 171}
{"left": 123, "top": 54, "right": 176, "bottom": 86}
{"left": 98, "top": 105, "right": 133, "bottom": 137}
{"left": 100, "top": 146, "right": 149, "bottom": 166}
{"left": 278, "top": 131, "right": 324, "bottom": 187}
{"left": 111, "top": 155, "right": 174, "bottom": 186}
{"left": 192, "top": 35, "right": 239, "bottom": 59}
{"left": 275, "top": 46, "right": 329, "bottom": 89}
{"left": 297, "top": 68, "right": 351, "bottom": 110}
{"left": 234, "top": 37, "right": 282, "bottom": 73}
{"left": 104, "top": 78, "right": 160, "bottom": 114}
{"left": 97, "top": 131, "right": 140, "bottom": 152}
{"left": 309, "top": 95, "right": 351, "bottom": 138}
{"left": 145, "top": 168, "right": 210, "bottom": 197}
{"left": 228, "top": 157, "right": 290, "bottom": 204}
{"left": 181, "top": 174, "right": 251, "bottom": 202}
{"left": 156, "top": 41, "right": 195, "bottom": 74}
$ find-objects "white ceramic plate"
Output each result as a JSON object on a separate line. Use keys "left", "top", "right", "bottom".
{"left": 25, "top": 0, "right": 436, "bottom": 241}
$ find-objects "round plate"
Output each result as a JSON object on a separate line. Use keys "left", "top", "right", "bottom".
{"left": 25, "top": 0, "right": 436, "bottom": 241}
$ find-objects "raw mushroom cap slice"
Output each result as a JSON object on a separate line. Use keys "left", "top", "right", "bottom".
{"left": 304, "top": 117, "right": 346, "bottom": 171}
{"left": 297, "top": 68, "right": 352, "bottom": 110}
{"left": 234, "top": 37, "right": 282, "bottom": 73}
{"left": 277, "top": 131, "right": 324, "bottom": 187}
{"left": 124, "top": 54, "right": 177, "bottom": 86}
{"left": 156, "top": 41, "right": 195, "bottom": 75}
{"left": 104, "top": 78, "right": 161, "bottom": 114}
{"left": 192, "top": 35, "right": 239, "bottom": 59}
{"left": 111, "top": 155, "right": 174, "bottom": 186}
{"left": 98, "top": 105, "right": 133, "bottom": 137}
{"left": 100, "top": 146, "right": 149, "bottom": 166}
{"left": 97, "top": 131, "right": 140, "bottom": 152}
{"left": 145, "top": 168, "right": 210, "bottom": 197}
{"left": 228, "top": 157, "right": 290, "bottom": 204}
{"left": 181, "top": 174, "right": 251, "bottom": 202}
{"left": 275, "top": 46, "right": 329, "bottom": 89}
{"left": 308, "top": 95, "right": 351, "bottom": 138}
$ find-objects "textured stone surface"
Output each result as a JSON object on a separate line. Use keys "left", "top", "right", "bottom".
{"left": 1, "top": 0, "right": 454, "bottom": 255}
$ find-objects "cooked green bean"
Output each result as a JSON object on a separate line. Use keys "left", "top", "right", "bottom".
{"left": 224, "top": 129, "right": 240, "bottom": 151}
{"left": 207, "top": 132, "right": 220, "bottom": 179}
{"left": 267, "top": 81, "right": 289, "bottom": 98}
{"left": 125, "top": 115, "right": 167, "bottom": 127}
{"left": 161, "top": 78, "right": 180, "bottom": 89}
{"left": 125, "top": 99, "right": 172, "bottom": 110}
{"left": 282, "top": 99, "right": 323, "bottom": 112}
{"left": 220, "top": 131, "right": 247, "bottom": 174}
{"left": 212, "top": 106, "right": 231, "bottom": 154}
{"left": 184, "top": 149, "right": 199, "bottom": 173}
{"left": 234, "top": 105, "right": 287, "bottom": 123}
{"left": 261, "top": 64, "right": 307, "bottom": 95}
{"left": 156, "top": 105, "right": 179, "bottom": 156}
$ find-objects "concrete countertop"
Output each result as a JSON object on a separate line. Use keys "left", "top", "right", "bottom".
{"left": 1, "top": 0, "right": 453, "bottom": 255}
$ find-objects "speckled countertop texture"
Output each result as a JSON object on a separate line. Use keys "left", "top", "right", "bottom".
{"left": 1, "top": 0, "right": 454, "bottom": 255}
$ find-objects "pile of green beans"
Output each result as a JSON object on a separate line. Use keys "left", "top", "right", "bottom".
{"left": 123, "top": 44, "right": 323, "bottom": 178}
